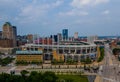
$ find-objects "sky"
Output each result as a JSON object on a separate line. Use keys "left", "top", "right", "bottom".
{"left": 0, "top": 0, "right": 120, "bottom": 36}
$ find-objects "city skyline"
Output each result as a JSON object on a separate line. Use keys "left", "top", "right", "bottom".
{"left": 0, "top": 0, "right": 120, "bottom": 36}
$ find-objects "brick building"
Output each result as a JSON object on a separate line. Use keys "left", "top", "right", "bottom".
{"left": 0, "top": 39, "right": 13, "bottom": 48}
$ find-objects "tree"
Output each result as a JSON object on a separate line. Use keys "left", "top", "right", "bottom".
{"left": 84, "top": 64, "right": 86, "bottom": 70}
{"left": 97, "top": 48, "right": 104, "bottom": 62}
{"left": 27, "top": 71, "right": 42, "bottom": 82}
{"left": 117, "top": 42, "right": 120, "bottom": 45}
{"left": 20, "top": 70, "right": 29, "bottom": 78}
{"left": 65, "top": 78, "right": 74, "bottom": 82}
{"left": 43, "top": 71, "right": 58, "bottom": 82}
{"left": 0, "top": 57, "right": 15, "bottom": 66}
{"left": 66, "top": 58, "right": 73, "bottom": 64}
{"left": 51, "top": 59, "right": 57, "bottom": 64}
{"left": 85, "top": 57, "right": 92, "bottom": 64}
{"left": 113, "top": 48, "right": 120, "bottom": 55}
{"left": 0, "top": 71, "right": 60, "bottom": 82}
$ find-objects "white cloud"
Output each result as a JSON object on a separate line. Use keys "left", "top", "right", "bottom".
{"left": 102, "top": 10, "right": 110, "bottom": 15}
{"left": 59, "top": 9, "right": 88, "bottom": 16}
{"left": 71, "top": 0, "right": 109, "bottom": 8}
{"left": 16, "top": 0, "right": 63, "bottom": 23}
{"left": 52, "top": 0, "right": 63, "bottom": 7}
{"left": 94, "top": 0, "right": 109, "bottom": 5}
{"left": 71, "top": 0, "right": 91, "bottom": 8}
{"left": 0, "top": 0, "right": 25, "bottom": 8}
{"left": 0, "top": 0, "right": 64, "bottom": 24}
{"left": 20, "top": 5, "right": 47, "bottom": 17}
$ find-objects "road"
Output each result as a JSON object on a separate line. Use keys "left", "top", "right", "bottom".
{"left": 100, "top": 44, "right": 120, "bottom": 82}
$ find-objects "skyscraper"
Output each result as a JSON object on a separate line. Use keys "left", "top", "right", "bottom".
{"left": 12, "top": 26, "right": 17, "bottom": 47}
{"left": 57, "top": 33, "right": 62, "bottom": 44}
{"left": 2, "top": 22, "right": 13, "bottom": 39}
{"left": 2, "top": 22, "right": 17, "bottom": 47}
{"left": 62, "top": 29, "right": 68, "bottom": 40}
{"left": 0, "top": 31, "right": 2, "bottom": 39}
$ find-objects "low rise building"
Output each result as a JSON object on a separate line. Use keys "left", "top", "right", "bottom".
{"left": 16, "top": 47, "right": 43, "bottom": 63}
{"left": 0, "top": 47, "right": 13, "bottom": 54}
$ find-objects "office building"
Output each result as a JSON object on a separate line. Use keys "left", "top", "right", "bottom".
{"left": 0, "top": 31, "right": 2, "bottom": 39}
{"left": 74, "top": 32, "right": 78, "bottom": 39}
{"left": 54, "top": 35, "right": 58, "bottom": 42}
{"left": 87, "top": 35, "right": 98, "bottom": 44}
{"left": 41, "top": 37, "right": 52, "bottom": 45}
{"left": 27, "top": 34, "right": 33, "bottom": 43}
{"left": 2, "top": 22, "right": 17, "bottom": 47}
{"left": 62, "top": 29, "right": 68, "bottom": 40}
{"left": 0, "top": 39, "right": 13, "bottom": 48}
{"left": 57, "top": 33, "right": 62, "bottom": 43}
{"left": 12, "top": 26, "right": 17, "bottom": 47}
{"left": 16, "top": 35, "right": 28, "bottom": 46}
{"left": 2, "top": 22, "right": 13, "bottom": 39}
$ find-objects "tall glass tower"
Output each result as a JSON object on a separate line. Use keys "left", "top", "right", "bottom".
{"left": 62, "top": 29, "right": 68, "bottom": 40}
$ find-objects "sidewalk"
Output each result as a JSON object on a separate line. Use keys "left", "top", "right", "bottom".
{"left": 94, "top": 75, "right": 102, "bottom": 82}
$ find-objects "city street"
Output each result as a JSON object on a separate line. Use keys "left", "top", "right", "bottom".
{"left": 100, "top": 44, "right": 120, "bottom": 82}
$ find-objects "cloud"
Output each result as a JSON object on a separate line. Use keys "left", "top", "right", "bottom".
{"left": 94, "top": 0, "right": 109, "bottom": 5}
{"left": 71, "top": 0, "right": 91, "bottom": 8}
{"left": 16, "top": 0, "right": 63, "bottom": 24}
{"left": 0, "top": 0, "right": 26, "bottom": 22}
{"left": 0, "top": 0, "right": 25, "bottom": 9}
{"left": 71, "top": 0, "right": 109, "bottom": 8}
{"left": 52, "top": 0, "right": 63, "bottom": 7}
{"left": 102, "top": 10, "right": 110, "bottom": 15}
{"left": 59, "top": 9, "right": 88, "bottom": 16}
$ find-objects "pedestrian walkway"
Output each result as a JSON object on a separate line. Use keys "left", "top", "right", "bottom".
{"left": 94, "top": 75, "right": 102, "bottom": 82}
